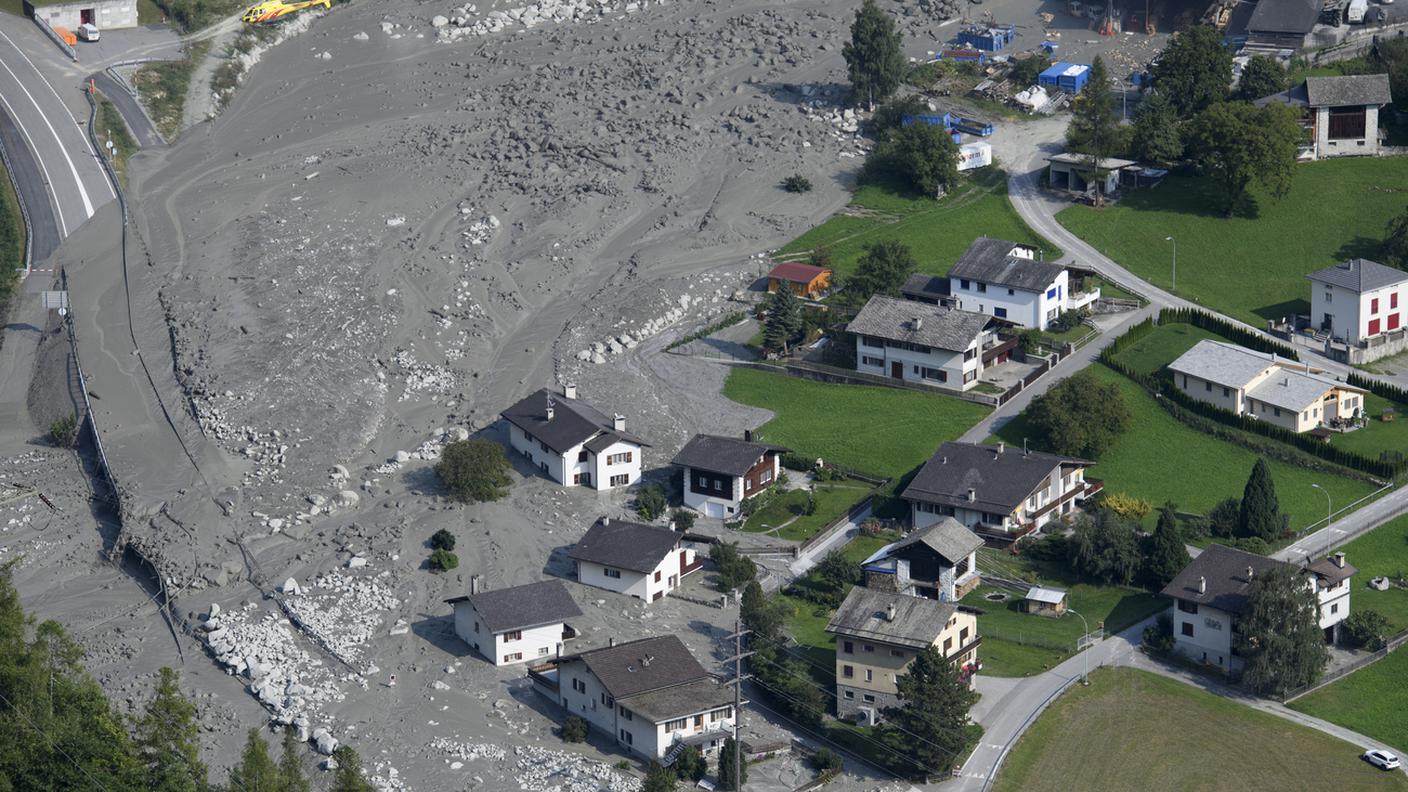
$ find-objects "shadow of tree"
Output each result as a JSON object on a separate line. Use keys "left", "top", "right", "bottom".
{"left": 1334, "top": 235, "right": 1384, "bottom": 263}
{"left": 1253, "top": 298, "right": 1311, "bottom": 324}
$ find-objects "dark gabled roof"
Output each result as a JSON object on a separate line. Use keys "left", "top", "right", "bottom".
{"left": 826, "top": 587, "right": 957, "bottom": 650}
{"left": 671, "top": 434, "right": 788, "bottom": 477}
{"left": 1255, "top": 82, "right": 1311, "bottom": 109}
{"left": 500, "top": 388, "right": 649, "bottom": 455}
{"left": 768, "top": 261, "right": 831, "bottom": 284}
{"left": 1160, "top": 544, "right": 1287, "bottom": 616}
{"left": 1307, "top": 556, "right": 1358, "bottom": 587}
{"left": 623, "top": 677, "right": 733, "bottom": 723}
{"left": 1306, "top": 259, "right": 1408, "bottom": 293}
{"left": 445, "top": 579, "right": 582, "bottom": 633}
{"left": 902, "top": 442, "right": 1091, "bottom": 514}
{"left": 1306, "top": 74, "right": 1392, "bottom": 107}
{"left": 948, "top": 238, "right": 1065, "bottom": 293}
{"left": 567, "top": 517, "right": 680, "bottom": 574}
{"left": 1247, "top": 0, "right": 1321, "bottom": 36}
{"left": 901, "top": 273, "right": 950, "bottom": 300}
{"left": 873, "top": 517, "right": 984, "bottom": 566}
{"left": 847, "top": 295, "right": 994, "bottom": 353}
{"left": 562, "top": 635, "right": 712, "bottom": 700}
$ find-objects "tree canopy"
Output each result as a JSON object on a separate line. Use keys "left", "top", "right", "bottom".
{"left": 1237, "top": 564, "right": 1329, "bottom": 696}
{"left": 1151, "top": 25, "right": 1232, "bottom": 116}
{"left": 1235, "top": 55, "right": 1288, "bottom": 101}
{"left": 1238, "top": 458, "right": 1283, "bottom": 541}
{"left": 1068, "top": 510, "right": 1142, "bottom": 586}
{"left": 137, "top": 667, "right": 208, "bottom": 792}
{"left": 1066, "top": 57, "right": 1128, "bottom": 202}
{"left": 1129, "top": 91, "right": 1184, "bottom": 164}
{"left": 843, "top": 0, "right": 906, "bottom": 109}
{"left": 1186, "top": 101, "right": 1301, "bottom": 216}
{"left": 1143, "top": 504, "right": 1191, "bottom": 588}
{"left": 881, "top": 646, "right": 977, "bottom": 777}
{"left": 840, "top": 241, "right": 918, "bottom": 307}
{"left": 227, "top": 729, "right": 282, "bottom": 792}
{"left": 436, "top": 438, "right": 512, "bottom": 503}
{"left": 1024, "top": 369, "right": 1131, "bottom": 458}
{"left": 863, "top": 121, "right": 959, "bottom": 198}
{"left": 762, "top": 284, "right": 804, "bottom": 355}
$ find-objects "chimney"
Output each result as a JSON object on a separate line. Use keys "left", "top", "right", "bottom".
{"left": 1197, "top": 576, "right": 1206, "bottom": 595}
{"left": 564, "top": 384, "right": 578, "bottom": 399}
{"left": 912, "top": 316, "right": 923, "bottom": 331}
{"left": 602, "top": 516, "right": 610, "bottom": 526}
{"left": 613, "top": 414, "right": 626, "bottom": 432}
{"left": 886, "top": 603, "right": 897, "bottom": 622}
{"left": 967, "top": 488, "right": 976, "bottom": 502}
{"left": 642, "top": 654, "right": 654, "bottom": 667}
{"left": 470, "top": 575, "right": 482, "bottom": 595}
{"left": 997, "top": 442, "right": 1005, "bottom": 455}
{"left": 942, "top": 456, "right": 948, "bottom": 465}
{"left": 1247, "top": 566, "right": 1255, "bottom": 581}
{"left": 744, "top": 429, "right": 754, "bottom": 443}
{"left": 609, "top": 637, "right": 616, "bottom": 647}
{"left": 1334, "top": 552, "right": 1346, "bottom": 569}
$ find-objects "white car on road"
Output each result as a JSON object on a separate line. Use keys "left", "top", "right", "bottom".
{"left": 1365, "top": 749, "right": 1401, "bottom": 770}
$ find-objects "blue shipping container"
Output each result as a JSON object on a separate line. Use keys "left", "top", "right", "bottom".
{"left": 1037, "top": 62, "right": 1091, "bottom": 93}
{"left": 901, "top": 114, "right": 954, "bottom": 128}
{"left": 956, "top": 25, "right": 1017, "bottom": 52}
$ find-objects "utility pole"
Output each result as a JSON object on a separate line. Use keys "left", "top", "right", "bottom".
{"left": 724, "top": 615, "right": 753, "bottom": 790}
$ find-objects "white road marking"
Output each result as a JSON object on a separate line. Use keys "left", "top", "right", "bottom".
{"left": 0, "top": 26, "right": 115, "bottom": 199}
{"left": 0, "top": 89, "right": 70, "bottom": 236}
{"left": 0, "top": 55, "right": 96, "bottom": 220}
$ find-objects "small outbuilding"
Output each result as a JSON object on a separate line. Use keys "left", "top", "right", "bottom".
{"left": 1037, "top": 62, "right": 1091, "bottom": 94}
{"left": 1021, "top": 586, "right": 1067, "bottom": 616}
{"left": 766, "top": 261, "right": 832, "bottom": 299}
{"left": 1046, "top": 152, "right": 1136, "bottom": 197}
{"left": 24, "top": 0, "right": 138, "bottom": 31}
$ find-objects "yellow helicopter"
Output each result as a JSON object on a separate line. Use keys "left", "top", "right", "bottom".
{"left": 241, "top": 0, "right": 330, "bottom": 24}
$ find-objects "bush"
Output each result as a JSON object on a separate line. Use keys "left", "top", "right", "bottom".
{"left": 1143, "top": 613, "right": 1176, "bottom": 655}
{"left": 643, "top": 762, "right": 678, "bottom": 792}
{"left": 436, "top": 439, "right": 512, "bottom": 503}
{"left": 670, "top": 509, "right": 695, "bottom": 532}
{"left": 637, "top": 484, "right": 668, "bottom": 521}
{"left": 428, "top": 549, "right": 459, "bottom": 573}
{"left": 711, "top": 541, "right": 758, "bottom": 592}
{"left": 1025, "top": 369, "right": 1131, "bottom": 459}
{"left": 808, "top": 246, "right": 833, "bottom": 268}
{"left": 674, "top": 746, "right": 707, "bottom": 782}
{"left": 1100, "top": 492, "right": 1152, "bottom": 522}
{"left": 429, "top": 529, "right": 456, "bottom": 551}
{"left": 1343, "top": 609, "right": 1392, "bottom": 650}
{"left": 782, "top": 174, "right": 813, "bottom": 193}
{"left": 561, "top": 716, "right": 588, "bottom": 743}
{"left": 811, "top": 748, "right": 843, "bottom": 772}
{"left": 48, "top": 415, "right": 78, "bottom": 448}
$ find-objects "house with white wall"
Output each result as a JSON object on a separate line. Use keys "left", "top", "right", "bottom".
{"left": 901, "top": 441, "right": 1096, "bottom": 545}
{"left": 501, "top": 385, "right": 648, "bottom": 490}
{"left": 446, "top": 578, "right": 582, "bottom": 666}
{"left": 860, "top": 518, "right": 985, "bottom": 602}
{"left": 1161, "top": 544, "right": 1355, "bottom": 673}
{"left": 1166, "top": 339, "right": 1368, "bottom": 433}
{"left": 1258, "top": 75, "right": 1392, "bottom": 160}
{"left": 848, "top": 295, "right": 1001, "bottom": 392}
{"left": 672, "top": 434, "right": 788, "bottom": 519}
{"left": 534, "top": 635, "right": 735, "bottom": 761}
{"left": 568, "top": 517, "right": 700, "bottom": 603}
{"left": 947, "top": 238, "right": 1099, "bottom": 330}
{"left": 1307, "top": 259, "right": 1408, "bottom": 347}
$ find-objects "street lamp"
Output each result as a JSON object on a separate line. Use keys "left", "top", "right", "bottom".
{"left": 1311, "top": 483, "right": 1333, "bottom": 556}
{"left": 1165, "top": 236, "right": 1176, "bottom": 292}
{"left": 1068, "top": 607, "right": 1090, "bottom": 685}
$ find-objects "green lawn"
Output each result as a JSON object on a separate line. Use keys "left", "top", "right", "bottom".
{"left": 1107, "top": 321, "right": 1220, "bottom": 375}
{"left": 1311, "top": 514, "right": 1408, "bottom": 633}
{"left": 723, "top": 367, "right": 990, "bottom": 480}
{"left": 0, "top": 0, "right": 21, "bottom": 16}
{"left": 741, "top": 483, "right": 871, "bottom": 542}
{"left": 132, "top": 43, "right": 208, "bottom": 142}
{"left": 994, "top": 668, "right": 1408, "bottom": 792}
{"left": 95, "top": 97, "right": 138, "bottom": 187}
{"left": 775, "top": 169, "right": 1059, "bottom": 281}
{"left": 837, "top": 533, "right": 894, "bottom": 566}
{"left": 993, "top": 365, "right": 1379, "bottom": 528}
{"left": 1291, "top": 648, "right": 1408, "bottom": 753}
{"left": 1330, "top": 393, "right": 1408, "bottom": 459}
{"left": 1056, "top": 158, "right": 1408, "bottom": 326}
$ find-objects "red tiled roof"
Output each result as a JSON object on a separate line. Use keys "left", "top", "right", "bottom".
{"left": 767, "top": 261, "right": 830, "bottom": 284}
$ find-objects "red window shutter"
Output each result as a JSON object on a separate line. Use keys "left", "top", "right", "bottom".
{"left": 1369, "top": 318, "right": 1382, "bottom": 336}
{"left": 1391, "top": 313, "right": 1402, "bottom": 331}
{"left": 1393, "top": 292, "right": 1400, "bottom": 309}
{"left": 1372, "top": 298, "right": 1380, "bottom": 314}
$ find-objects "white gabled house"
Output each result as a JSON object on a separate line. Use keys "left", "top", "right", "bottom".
{"left": 1307, "top": 259, "right": 1408, "bottom": 347}
{"left": 848, "top": 295, "right": 1003, "bottom": 392}
{"left": 568, "top": 517, "right": 701, "bottom": 603}
{"left": 672, "top": 434, "right": 788, "bottom": 519}
{"left": 1161, "top": 544, "right": 1356, "bottom": 673}
{"left": 501, "top": 384, "right": 649, "bottom": 490}
{"left": 446, "top": 578, "right": 582, "bottom": 666}
{"left": 530, "top": 635, "right": 735, "bottom": 761}
{"left": 947, "top": 237, "right": 1099, "bottom": 331}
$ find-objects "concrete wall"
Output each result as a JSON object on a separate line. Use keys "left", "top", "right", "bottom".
{"left": 834, "top": 611, "right": 977, "bottom": 720}
{"left": 1174, "top": 372, "right": 1247, "bottom": 415}
{"left": 578, "top": 549, "right": 693, "bottom": 603}
{"left": 508, "top": 424, "right": 568, "bottom": 484}
{"left": 681, "top": 464, "right": 744, "bottom": 517}
{"left": 32, "top": 0, "right": 138, "bottom": 31}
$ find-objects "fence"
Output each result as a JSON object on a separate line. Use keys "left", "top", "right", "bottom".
{"left": 33, "top": 16, "right": 77, "bottom": 62}
{"left": 797, "top": 494, "right": 875, "bottom": 556}
{"left": 0, "top": 115, "right": 34, "bottom": 273}
{"left": 1283, "top": 626, "right": 1408, "bottom": 703}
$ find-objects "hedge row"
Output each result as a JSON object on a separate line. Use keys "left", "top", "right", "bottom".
{"left": 1157, "top": 307, "right": 1299, "bottom": 360}
{"left": 1346, "top": 369, "right": 1408, "bottom": 406}
{"left": 1099, "top": 352, "right": 1402, "bottom": 479}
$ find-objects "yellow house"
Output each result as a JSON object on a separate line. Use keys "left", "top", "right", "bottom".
{"left": 825, "top": 587, "right": 979, "bottom": 726}
{"left": 1166, "top": 339, "right": 1368, "bottom": 433}
{"left": 766, "top": 261, "right": 832, "bottom": 299}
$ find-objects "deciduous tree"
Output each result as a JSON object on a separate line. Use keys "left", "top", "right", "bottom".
{"left": 840, "top": 240, "right": 918, "bottom": 307}
{"left": 1186, "top": 101, "right": 1300, "bottom": 216}
{"left": 1024, "top": 369, "right": 1131, "bottom": 458}
{"left": 1151, "top": 25, "right": 1232, "bottom": 116}
{"left": 843, "top": 0, "right": 906, "bottom": 109}
{"left": 643, "top": 762, "right": 678, "bottom": 792}
{"left": 1234, "top": 55, "right": 1288, "bottom": 101}
{"left": 1067, "top": 510, "right": 1141, "bottom": 586}
{"left": 1237, "top": 564, "right": 1329, "bottom": 696}
{"left": 436, "top": 438, "right": 512, "bottom": 503}
{"left": 863, "top": 122, "right": 959, "bottom": 198}
{"left": 881, "top": 646, "right": 977, "bottom": 777}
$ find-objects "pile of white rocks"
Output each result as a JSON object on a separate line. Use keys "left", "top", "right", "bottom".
{"left": 199, "top": 603, "right": 344, "bottom": 737}
{"left": 427, "top": 740, "right": 641, "bottom": 791}
{"left": 458, "top": 207, "right": 500, "bottom": 246}
{"left": 575, "top": 288, "right": 731, "bottom": 364}
{"left": 371, "top": 427, "right": 469, "bottom": 476}
{"left": 282, "top": 568, "right": 402, "bottom": 667}
{"left": 433, "top": 0, "right": 667, "bottom": 40}
{"left": 390, "top": 349, "right": 459, "bottom": 402}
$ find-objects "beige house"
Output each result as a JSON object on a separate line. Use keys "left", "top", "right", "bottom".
{"left": 825, "top": 588, "right": 979, "bottom": 726}
{"left": 1166, "top": 340, "right": 1367, "bottom": 433}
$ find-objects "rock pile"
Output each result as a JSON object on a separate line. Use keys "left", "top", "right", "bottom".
{"left": 433, "top": 0, "right": 668, "bottom": 40}
{"left": 282, "top": 567, "right": 402, "bottom": 668}
{"left": 427, "top": 739, "right": 642, "bottom": 791}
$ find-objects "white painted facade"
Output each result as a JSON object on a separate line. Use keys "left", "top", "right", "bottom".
{"left": 679, "top": 455, "right": 780, "bottom": 519}
{"left": 556, "top": 662, "right": 733, "bottom": 759}
{"left": 1309, "top": 276, "right": 1408, "bottom": 345}
{"left": 451, "top": 602, "right": 568, "bottom": 666}
{"left": 951, "top": 269, "right": 1068, "bottom": 331}
{"left": 575, "top": 549, "right": 697, "bottom": 603}
{"left": 855, "top": 333, "right": 989, "bottom": 392}
{"left": 507, "top": 424, "right": 642, "bottom": 490}
{"left": 29, "top": 0, "right": 138, "bottom": 31}
{"left": 910, "top": 466, "right": 1087, "bottom": 534}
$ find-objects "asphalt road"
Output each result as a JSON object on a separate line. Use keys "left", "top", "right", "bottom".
{"left": 0, "top": 25, "right": 115, "bottom": 242}
{"left": 91, "top": 70, "right": 163, "bottom": 148}
{"left": 0, "top": 106, "right": 61, "bottom": 266}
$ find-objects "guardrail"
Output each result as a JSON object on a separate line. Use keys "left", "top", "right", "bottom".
{"left": 0, "top": 113, "right": 35, "bottom": 273}
{"left": 33, "top": 16, "right": 77, "bottom": 62}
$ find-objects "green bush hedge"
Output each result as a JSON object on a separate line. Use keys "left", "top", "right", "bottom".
{"left": 1157, "top": 307, "right": 1299, "bottom": 359}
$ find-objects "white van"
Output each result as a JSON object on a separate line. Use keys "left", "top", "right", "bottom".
{"left": 77, "top": 23, "right": 100, "bottom": 42}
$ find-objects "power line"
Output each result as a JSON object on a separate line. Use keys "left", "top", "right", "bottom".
{"left": 0, "top": 687, "right": 110, "bottom": 792}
